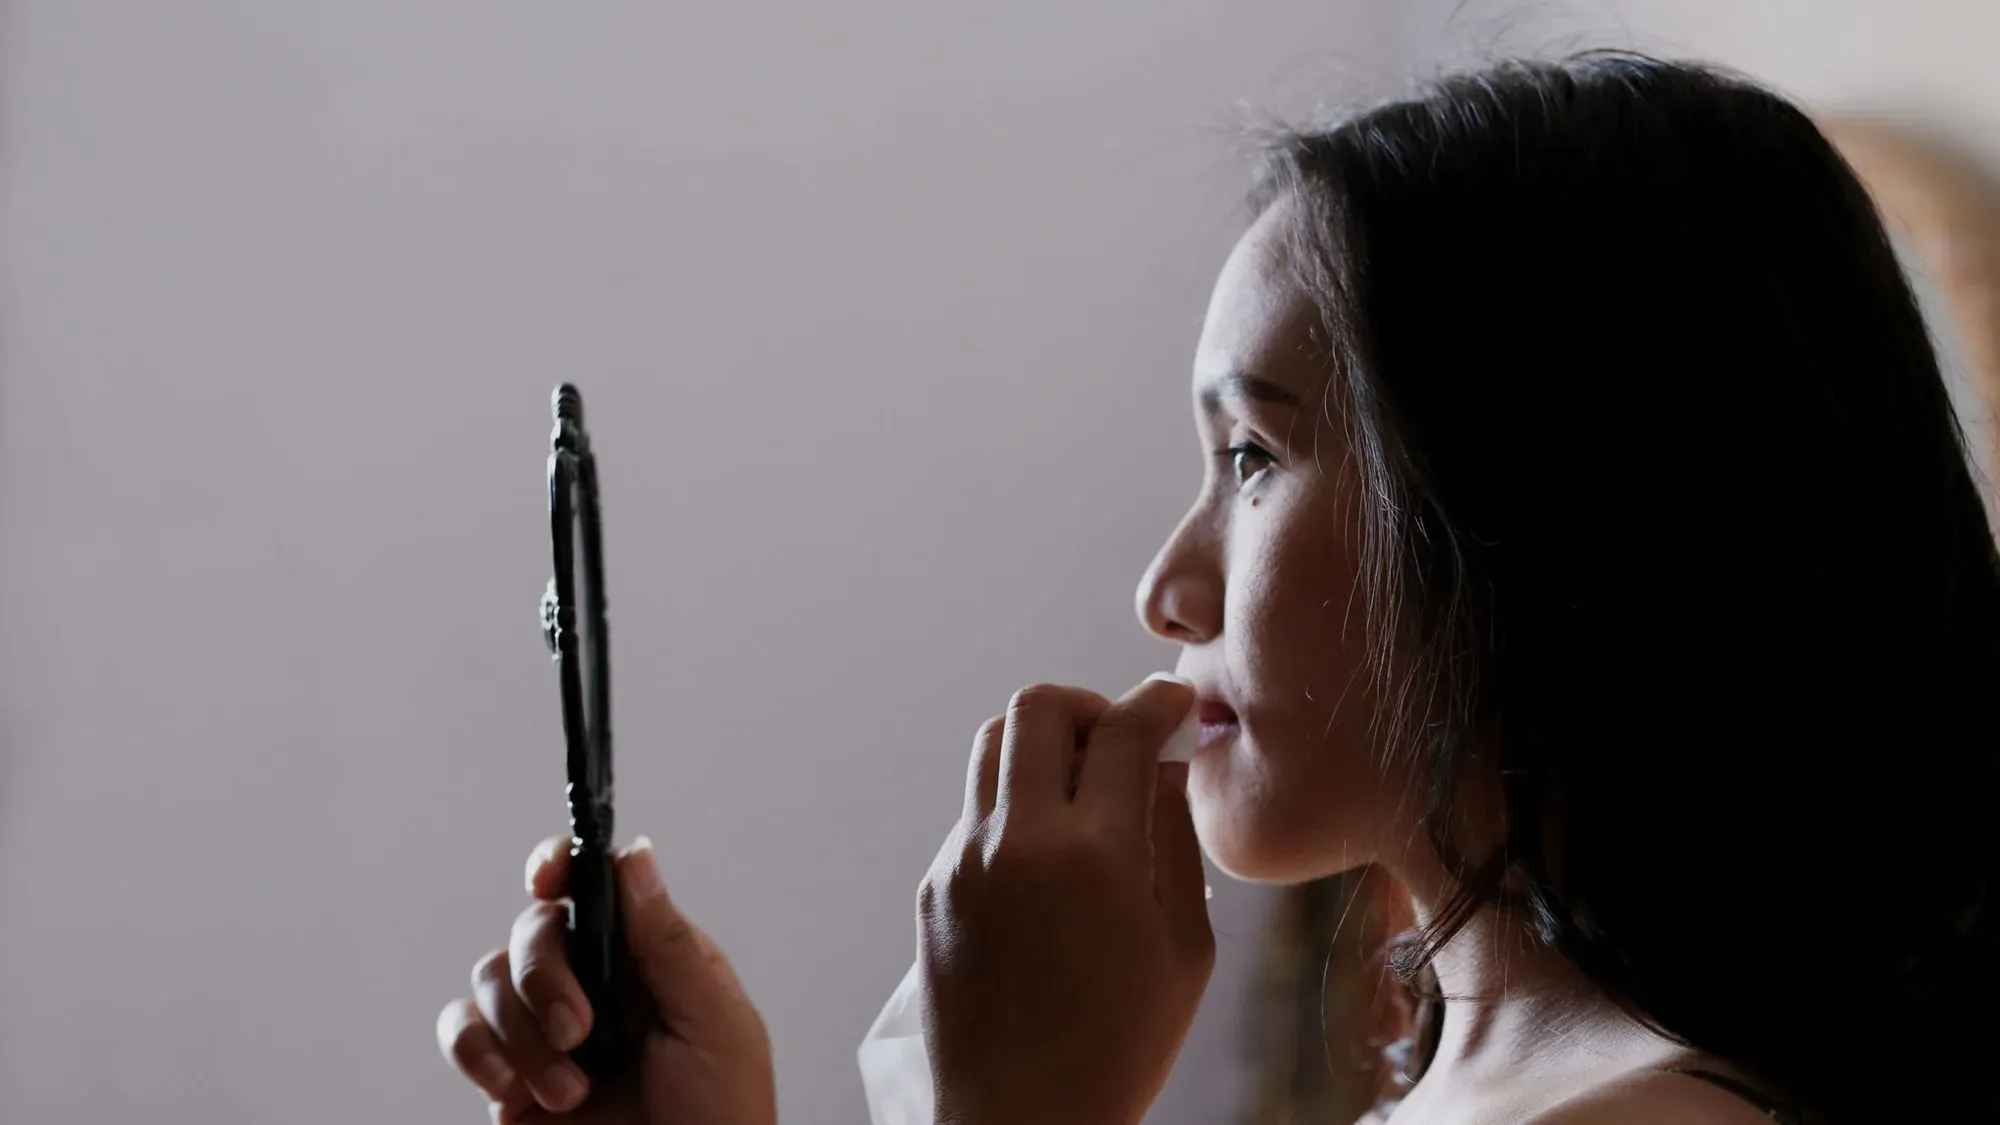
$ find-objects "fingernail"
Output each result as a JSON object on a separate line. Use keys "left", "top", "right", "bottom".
{"left": 480, "top": 1053, "right": 517, "bottom": 1091}
{"left": 1145, "top": 671, "right": 1195, "bottom": 688}
{"left": 623, "top": 836, "right": 664, "bottom": 903}
{"left": 524, "top": 838, "right": 560, "bottom": 894}
{"left": 545, "top": 1001, "right": 585, "bottom": 1052}
{"left": 538, "top": 1063, "right": 586, "bottom": 1111}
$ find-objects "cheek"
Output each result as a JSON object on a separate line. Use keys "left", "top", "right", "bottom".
{"left": 1229, "top": 482, "right": 1370, "bottom": 729}
{"left": 1192, "top": 482, "right": 1387, "bottom": 882}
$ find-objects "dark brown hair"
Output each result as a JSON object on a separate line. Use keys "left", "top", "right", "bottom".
{"left": 1253, "top": 54, "right": 2000, "bottom": 1122}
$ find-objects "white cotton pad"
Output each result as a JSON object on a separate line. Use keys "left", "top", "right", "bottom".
{"left": 1158, "top": 706, "right": 1202, "bottom": 764}
{"left": 1143, "top": 672, "right": 1202, "bottom": 764}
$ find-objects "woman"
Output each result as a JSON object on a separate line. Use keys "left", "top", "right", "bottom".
{"left": 435, "top": 55, "right": 2000, "bottom": 1124}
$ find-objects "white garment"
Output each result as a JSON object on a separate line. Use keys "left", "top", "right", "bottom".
{"left": 857, "top": 961, "right": 931, "bottom": 1125}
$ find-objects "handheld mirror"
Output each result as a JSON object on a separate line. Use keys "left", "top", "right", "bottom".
{"left": 539, "top": 383, "right": 623, "bottom": 1077}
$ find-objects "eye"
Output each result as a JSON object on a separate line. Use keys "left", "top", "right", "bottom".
{"left": 1223, "top": 441, "right": 1276, "bottom": 487}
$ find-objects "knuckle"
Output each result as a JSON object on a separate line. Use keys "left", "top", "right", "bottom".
{"left": 973, "top": 715, "right": 1006, "bottom": 745}
{"left": 511, "top": 951, "right": 566, "bottom": 999}
{"left": 439, "top": 1006, "right": 484, "bottom": 1064}
{"left": 513, "top": 900, "right": 567, "bottom": 946}
{"left": 1007, "top": 682, "right": 1069, "bottom": 719}
{"left": 524, "top": 837, "right": 563, "bottom": 887}
{"left": 919, "top": 827, "right": 996, "bottom": 921}
{"left": 982, "top": 823, "right": 1027, "bottom": 866}
{"left": 470, "top": 948, "right": 510, "bottom": 991}
{"left": 525, "top": 836, "right": 559, "bottom": 871}
{"left": 1090, "top": 708, "right": 1146, "bottom": 744}
{"left": 961, "top": 815, "right": 998, "bottom": 858}
{"left": 964, "top": 818, "right": 1011, "bottom": 874}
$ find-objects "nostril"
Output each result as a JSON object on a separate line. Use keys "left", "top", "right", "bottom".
{"left": 1139, "top": 548, "right": 1222, "bottom": 644}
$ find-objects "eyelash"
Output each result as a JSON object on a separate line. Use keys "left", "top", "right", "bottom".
{"left": 1219, "top": 441, "right": 1277, "bottom": 488}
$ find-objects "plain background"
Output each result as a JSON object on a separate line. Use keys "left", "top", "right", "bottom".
{"left": 0, "top": 2, "right": 1993, "bottom": 1123}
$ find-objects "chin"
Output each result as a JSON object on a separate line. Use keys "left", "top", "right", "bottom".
{"left": 1187, "top": 740, "right": 1374, "bottom": 886}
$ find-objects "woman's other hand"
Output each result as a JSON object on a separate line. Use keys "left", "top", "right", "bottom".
{"left": 436, "top": 838, "right": 777, "bottom": 1125}
{"left": 921, "top": 678, "right": 1214, "bottom": 1125}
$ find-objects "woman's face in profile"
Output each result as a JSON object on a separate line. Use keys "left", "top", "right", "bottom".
{"left": 1136, "top": 205, "right": 1402, "bottom": 885}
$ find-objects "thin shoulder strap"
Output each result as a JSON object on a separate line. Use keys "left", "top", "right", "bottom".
{"left": 1661, "top": 1067, "right": 1805, "bottom": 1124}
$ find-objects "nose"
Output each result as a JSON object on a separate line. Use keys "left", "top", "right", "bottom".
{"left": 1136, "top": 510, "right": 1222, "bottom": 645}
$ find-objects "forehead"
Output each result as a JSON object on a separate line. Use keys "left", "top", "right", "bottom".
{"left": 1193, "top": 204, "right": 1325, "bottom": 386}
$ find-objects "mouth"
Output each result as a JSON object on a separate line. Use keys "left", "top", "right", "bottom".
{"left": 1196, "top": 698, "right": 1240, "bottom": 744}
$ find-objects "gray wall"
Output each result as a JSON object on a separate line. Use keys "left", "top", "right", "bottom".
{"left": 0, "top": 3, "right": 1397, "bottom": 1123}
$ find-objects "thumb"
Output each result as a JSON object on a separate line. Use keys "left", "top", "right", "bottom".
{"left": 617, "top": 837, "right": 755, "bottom": 1038}
{"left": 1151, "top": 765, "right": 1213, "bottom": 962}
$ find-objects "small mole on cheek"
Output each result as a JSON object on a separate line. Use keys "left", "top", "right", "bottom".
{"left": 1250, "top": 496, "right": 1261, "bottom": 508}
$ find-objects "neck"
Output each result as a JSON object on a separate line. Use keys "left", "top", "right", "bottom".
{"left": 1390, "top": 870, "right": 1672, "bottom": 1091}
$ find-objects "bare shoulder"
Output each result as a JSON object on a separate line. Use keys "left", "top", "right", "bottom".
{"left": 1526, "top": 1068, "right": 1786, "bottom": 1125}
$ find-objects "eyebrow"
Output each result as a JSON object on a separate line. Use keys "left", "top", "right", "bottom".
{"left": 1199, "top": 371, "right": 1302, "bottom": 415}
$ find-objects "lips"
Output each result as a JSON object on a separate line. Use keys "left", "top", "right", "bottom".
{"left": 1197, "top": 699, "right": 1239, "bottom": 731}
